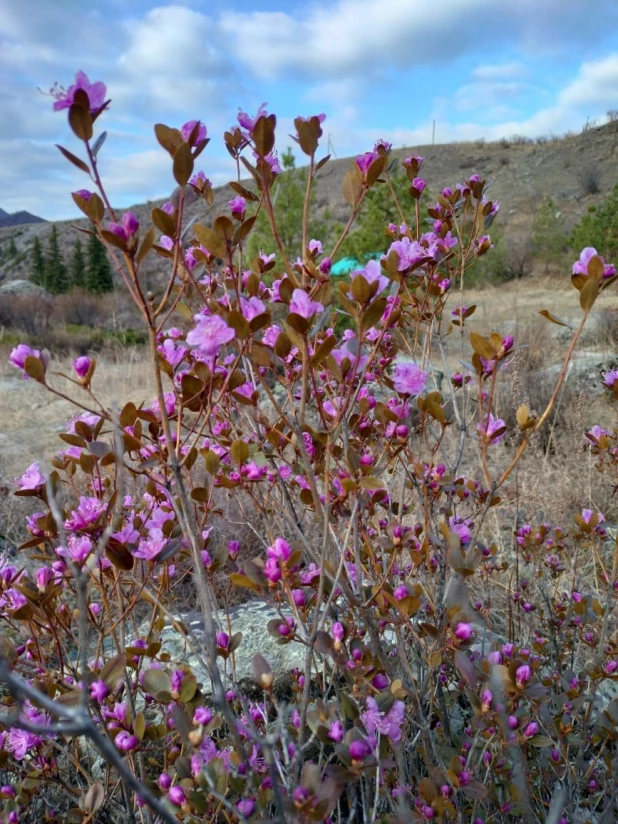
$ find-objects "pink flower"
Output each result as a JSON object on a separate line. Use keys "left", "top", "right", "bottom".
{"left": 602, "top": 369, "right": 618, "bottom": 388}
{"left": 115, "top": 731, "right": 138, "bottom": 752}
{"left": 65, "top": 497, "right": 106, "bottom": 530}
{"left": 572, "top": 247, "right": 616, "bottom": 279}
{"left": 229, "top": 196, "right": 246, "bottom": 219}
{"left": 186, "top": 314, "right": 235, "bottom": 358}
{"left": 454, "top": 622, "right": 473, "bottom": 641}
{"left": 238, "top": 103, "right": 268, "bottom": 132}
{"left": 355, "top": 151, "right": 379, "bottom": 175}
{"left": 392, "top": 360, "right": 427, "bottom": 396}
{"left": 168, "top": 786, "right": 186, "bottom": 806}
{"left": 477, "top": 413, "right": 506, "bottom": 445}
{"left": 107, "top": 211, "right": 139, "bottom": 242}
{"left": 73, "top": 356, "right": 91, "bottom": 378}
{"left": 350, "top": 259, "right": 389, "bottom": 301}
{"left": 6, "top": 728, "right": 44, "bottom": 760}
{"left": 90, "top": 680, "right": 110, "bottom": 702}
{"left": 289, "top": 288, "right": 324, "bottom": 319}
{"left": 388, "top": 236, "right": 431, "bottom": 272}
{"left": 240, "top": 296, "right": 266, "bottom": 322}
{"left": 328, "top": 720, "right": 345, "bottom": 742}
{"left": 522, "top": 722, "right": 538, "bottom": 739}
{"left": 15, "top": 462, "right": 45, "bottom": 491}
{"left": 515, "top": 664, "right": 531, "bottom": 688}
{"left": 9, "top": 344, "right": 41, "bottom": 374}
{"left": 180, "top": 119, "right": 207, "bottom": 146}
{"left": 52, "top": 71, "right": 107, "bottom": 114}
{"left": 360, "top": 697, "right": 405, "bottom": 742}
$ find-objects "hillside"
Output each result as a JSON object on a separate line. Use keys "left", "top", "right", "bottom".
{"left": 1, "top": 120, "right": 618, "bottom": 287}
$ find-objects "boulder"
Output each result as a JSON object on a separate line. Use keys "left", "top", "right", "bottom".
{"left": 138, "top": 601, "right": 308, "bottom": 687}
{"left": 0, "top": 279, "right": 49, "bottom": 298}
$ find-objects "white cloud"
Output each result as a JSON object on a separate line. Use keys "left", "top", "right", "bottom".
{"left": 559, "top": 54, "right": 618, "bottom": 109}
{"left": 471, "top": 63, "right": 530, "bottom": 82}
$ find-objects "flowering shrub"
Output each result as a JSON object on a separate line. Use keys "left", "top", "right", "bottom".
{"left": 1, "top": 71, "right": 617, "bottom": 824}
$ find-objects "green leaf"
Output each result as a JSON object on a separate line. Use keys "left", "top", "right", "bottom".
{"left": 57, "top": 144, "right": 90, "bottom": 174}
{"left": 538, "top": 309, "right": 573, "bottom": 328}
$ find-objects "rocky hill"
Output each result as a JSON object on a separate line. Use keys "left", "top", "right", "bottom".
{"left": 1, "top": 120, "right": 618, "bottom": 287}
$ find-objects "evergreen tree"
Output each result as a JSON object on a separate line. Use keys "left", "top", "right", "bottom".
{"left": 570, "top": 183, "right": 618, "bottom": 261}
{"left": 30, "top": 235, "right": 47, "bottom": 288}
{"left": 69, "top": 238, "right": 87, "bottom": 289}
{"left": 246, "top": 148, "right": 331, "bottom": 264}
{"left": 8, "top": 237, "right": 17, "bottom": 257}
{"left": 44, "top": 225, "right": 69, "bottom": 293}
{"left": 85, "top": 233, "right": 113, "bottom": 293}
{"left": 532, "top": 197, "right": 568, "bottom": 271}
{"left": 339, "top": 162, "right": 429, "bottom": 262}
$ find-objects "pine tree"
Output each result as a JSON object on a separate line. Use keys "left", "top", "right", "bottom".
{"left": 8, "top": 237, "right": 17, "bottom": 257}
{"left": 532, "top": 197, "right": 568, "bottom": 272}
{"left": 339, "top": 163, "right": 429, "bottom": 262}
{"left": 69, "top": 238, "right": 87, "bottom": 289}
{"left": 44, "top": 226, "right": 69, "bottom": 293}
{"left": 30, "top": 235, "right": 47, "bottom": 288}
{"left": 570, "top": 183, "right": 618, "bottom": 261}
{"left": 85, "top": 233, "right": 113, "bottom": 293}
{"left": 246, "top": 148, "right": 331, "bottom": 264}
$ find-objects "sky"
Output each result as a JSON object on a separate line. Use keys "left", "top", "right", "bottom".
{"left": 2, "top": 0, "right": 618, "bottom": 220}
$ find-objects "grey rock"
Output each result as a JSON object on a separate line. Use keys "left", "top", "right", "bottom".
{"left": 0, "top": 279, "right": 49, "bottom": 298}
{"left": 137, "top": 601, "right": 308, "bottom": 687}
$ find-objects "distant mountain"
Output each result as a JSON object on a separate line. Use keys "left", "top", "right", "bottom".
{"left": 0, "top": 208, "right": 45, "bottom": 228}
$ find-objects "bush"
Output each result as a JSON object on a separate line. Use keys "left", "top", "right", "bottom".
{"left": 1, "top": 71, "right": 618, "bottom": 824}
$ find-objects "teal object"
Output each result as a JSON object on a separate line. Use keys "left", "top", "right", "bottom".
{"left": 330, "top": 256, "right": 360, "bottom": 276}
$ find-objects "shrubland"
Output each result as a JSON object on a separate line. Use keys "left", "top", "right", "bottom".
{"left": 0, "top": 71, "right": 617, "bottom": 824}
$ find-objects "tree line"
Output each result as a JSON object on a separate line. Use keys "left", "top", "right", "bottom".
{"left": 29, "top": 227, "right": 113, "bottom": 294}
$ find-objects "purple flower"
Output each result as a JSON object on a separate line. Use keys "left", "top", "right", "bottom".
{"left": 73, "top": 356, "right": 91, "bottom": 378}
{"left": 355, "top": 151, "right": 379, "bottom": 175}
{"left": 522, "top": 722, "right": 538, "bottom": 739}
{"left": 516, "top": 664, "right": 531, "bottom": 688}
{"left": 240, "top": 296, "right": 266, "bottom": 322}
{"left": 454, "top": 622, "right": 473, "bottom": 641}
{"left": 65, "top": 496, "right": 106, "bottom": 530}
{"left": 181, "top": 119, "right": 207, "bottom": 146}
{"left": 90, "top": 680, "right": 109, "bottom": 702}
{"left": 168, "top": 786, "right": 186, "bottom": 806}
{"left": 350, "top": 259, "right": 390, "bottom": 301}
{"left": 186, "top": 314, "right": 235, "bottom": 358}
{"left": 237, "top": 798, "right": 255, "bottom": 817}
{"left": 115, "top": 731, "right": 138, "bottom": 752}
{"left": 238, "top": 103, "right": 268, "bottom": 132}
{"left": 52, "top": 71, "right": 107, "bottom": 114}
{"left": 9, "top": 343, "right": 41, "bottom": 374}
{"left": 602, "top": 369, "right": 618, "bottom": 388}
{"left": 289, "top": 288, "right": 324, "bottom": 319}
{"left": 229, "top": 196, "right": 246, "bottom": 219}
{"left": 477, "top": 413, "right": 506, "bottom": 445}
{"left": 193, "top": 706, "right": 213, "bottom": 726}
{"left": 328, "top": 720, "right": 345, "bottom": 742}
{"left": 373, "top": 139, "right": 392, "bottom": 153}
{"left": 349, "top": 739, "right": 372, "bottom": 761}
{"left": 107, "top": 211, "right": 139, "bottom": 242}
{"left": 572, "top": 247, "right": 616, "bottom": 279}
{"left": 604, "top": 660, "right": 618, "bottom": 675}
{"left": 6, "top": 727, "right": 44, "bottom": 760}
{"left": 158, "top": 772, "right": 172, "bottom": 791}
{"left": 360, "top": 697, "right": 406, "bottom": 742}
{"left": 392, "top": 360, "right": 427, "bottom": 396}
{"left": 15, "top": 462, "right": 45, "bottom": 491}
{"left": 74, "top": 189, "right": 92, "bottom": 201}
{"left": 388, "top": 236, "right": 431, "bottom": 272}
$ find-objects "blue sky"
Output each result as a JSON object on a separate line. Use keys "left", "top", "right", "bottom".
{"left": 2, "top": 0, "right": 618, "bottom": 220}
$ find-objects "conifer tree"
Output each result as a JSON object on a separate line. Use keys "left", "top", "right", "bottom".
{"left": 44, "top": 225, "right": 69, "bottom": 293}
{"left": 85, "top": 233, "right": 113, "bottom": 293}
{"left": 8, "top": 237, "right": 17, "bottom": 257}
{"left": 30, "top": 235, "right": 47, "bottom": 288}
{"left": 532, "top": 197, "right": 568, "bottom": 272}
{"left": 69, "top": 238, "right": 87, "bottom": 289}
